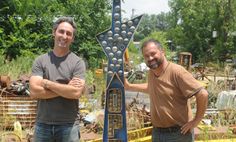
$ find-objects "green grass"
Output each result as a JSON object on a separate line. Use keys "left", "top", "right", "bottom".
{"left": 0, "top": 55, "right": 35, "bottom": 80}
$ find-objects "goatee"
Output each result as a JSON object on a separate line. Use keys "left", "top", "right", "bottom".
{"left": 146, "top": 59, "right": 163, "bottom": 70}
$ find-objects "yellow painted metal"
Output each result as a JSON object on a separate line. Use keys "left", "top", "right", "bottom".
{"left": 87, "top": 126, "right": 152, "bottom": 142}
{"left": 129, "top": 136, "right": 151, "bottom": 142}
{"left": 87, "top": 134, "right": 236, "bottom": 142}
{"left": 196, "top": 139, "right": 236, "bottom": 142}
{"left": 86, "top": 126, "right": 236, "bottom": 142}
{"left": 197, "top": 80, "right": 209, "bottom": 88}
{"left": 95, "top": 69, "right": 103, "bottom": 78}
{"left": 87, "top": 138, "right": 102, "bottom": 142}
{"left": 127, "top": 126, "right": 152, "bottom": 141}
{"left": 124, "top": 49, "right": 129, "bottom": 64}
{"left": 129, "top": 136, "right": 236, "bottom": 142}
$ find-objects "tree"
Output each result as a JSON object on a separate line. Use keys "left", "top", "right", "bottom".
{"left": 0, "top": 0, "right": 111, "bottom": 68}
{"left": 168, "top": 0, "right": 236, "bottom": 63}
{"left": 134, "top": 13, "right": 170, "bottom": 41}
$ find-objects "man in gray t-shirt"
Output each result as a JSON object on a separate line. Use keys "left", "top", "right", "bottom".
{"left": 29, "top": 17, "right": 86, "bottom": 142}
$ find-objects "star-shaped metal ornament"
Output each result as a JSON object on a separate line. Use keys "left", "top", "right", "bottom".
{"left": 96, "top": 0, "right": 142, "bottom": 141}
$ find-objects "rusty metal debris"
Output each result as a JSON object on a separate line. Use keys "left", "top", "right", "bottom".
{"left": 0, "top": 75, "right": 36, "bottom": 130}
{"left": 0, "top": 75, "right": 30, "bottom": 96}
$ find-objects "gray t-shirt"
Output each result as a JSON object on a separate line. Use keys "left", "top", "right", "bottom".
{"left": 31, "top": 51, "right": 86, "bottom": 124}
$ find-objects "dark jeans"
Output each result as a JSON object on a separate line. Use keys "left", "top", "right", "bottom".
{"left": 152, "top": 126, "right": 194, "bottom": 142}
{"left": 33, "top": 122, "right": 80, "bottom": 142}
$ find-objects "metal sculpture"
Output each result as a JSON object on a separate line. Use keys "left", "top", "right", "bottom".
{"left": 96, "top": 0, "right": 142, "bottom": 141}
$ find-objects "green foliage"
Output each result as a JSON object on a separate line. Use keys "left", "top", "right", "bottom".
{"left": 134, "top": 13, "right": 170, "bottom": 41}
{"left": 85, "top": 70, "right": 95, "bottom": 86}
{"left": 0, "top": 55, "right": 35, "bottom": 80}
{"left": 0, "top": 15, "right": 49, "bottom": 60}
{"left": 0, "top": 28, "right": 3, "bottom": 33}
{"left": 78, "top": 41, "right": 105, "bottom": 69}
{"left": 127, "top": 42, "right": 142, "bottom": 65}
{"left": 1, "top": 0, "right": 235, "bottom": 71}
{"left": 168, "top": 0, "right": 236, "bottom": 63}
{"left": 0, "top": 0, "right": 111, "bottom": 68}
{"left": 128, "top": 42, "right": 139, "bottom": 54}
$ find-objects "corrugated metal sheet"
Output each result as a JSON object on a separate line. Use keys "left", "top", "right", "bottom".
{"left": 0, "top": 94, "right": 37, "bottom": 129}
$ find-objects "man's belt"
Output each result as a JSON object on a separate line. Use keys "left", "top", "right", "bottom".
{"left": 154, "top": 125, "right": 181, "bottom": 133}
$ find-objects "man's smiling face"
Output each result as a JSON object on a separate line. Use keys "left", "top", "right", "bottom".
{"left": 53, "top": 22, "right": 74, "bottom": 48}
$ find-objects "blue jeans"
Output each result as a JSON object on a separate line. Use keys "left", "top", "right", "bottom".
{"left": 152, "top": 127, "right": 194, "bottom": 142}
{"left": 33, "top": 122, "right": 80, "bottom": 142}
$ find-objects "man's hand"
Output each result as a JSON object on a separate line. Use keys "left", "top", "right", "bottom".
{"left": 124, "top": 78, "right": 130, "bottom": 89}
{"left": 123, "top": 78, "right": 148, "bottom": 93}
{"left": 29, "top": 76, "right": 58, "bottom": 99}
{"left": 181, "top": 119, "right": 199, "bottom": 134}
{"left": 68, "top": 77, "right": 84, "bottom": 88}
{"left": 181, "top": 89, "right": 208, "bottom": 134}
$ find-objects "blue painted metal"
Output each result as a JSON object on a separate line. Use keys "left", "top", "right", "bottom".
{"left": 96, "top": 0, "right": 142, "bottom": 141}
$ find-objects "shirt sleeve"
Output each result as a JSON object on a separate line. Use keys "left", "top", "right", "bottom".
{"left": 73, "top": 59, "right": 86, "bottom": 80}
{"left": 176, "top": 67, "right": 203, "bottom": 98}
{"left": 31, "top": 56, "right": 44, "bottom": 77}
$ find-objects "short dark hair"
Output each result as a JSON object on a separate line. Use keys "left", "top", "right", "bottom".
{"left": 141, "top": 39, "right": 163, "bottom": 52}
{"left": 53, "top": 16, "right": 77, "bottom": 36}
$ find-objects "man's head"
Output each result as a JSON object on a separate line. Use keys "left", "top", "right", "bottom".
{"left": 53, "top": 17, "right": 77, "bottom": 48}
{"left": 53, "top": 17, "right": 77, "bottom": 36}
{"left": 141, "top": 39, "right": 165, "bottom": 70}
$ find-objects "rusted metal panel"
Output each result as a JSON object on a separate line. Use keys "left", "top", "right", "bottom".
{"left": 0, "top": 75, "right": 11, "bottom": 89}
{"left": 0, "top": 95, "right": 37, "bottom": 129}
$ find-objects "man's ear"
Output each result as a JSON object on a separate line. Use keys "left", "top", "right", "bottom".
{"left": 160, "top": 48, "right": 165, "bottom": 53}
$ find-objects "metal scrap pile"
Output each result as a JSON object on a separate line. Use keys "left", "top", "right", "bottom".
{"left": 0, "top": 75, "right": 30, "bottom": 96}
{"left": 80, "top": 96, "right": 151, "bottom": 135}
{"left": 126, "top": 97, "right": 151, "bottom": 129}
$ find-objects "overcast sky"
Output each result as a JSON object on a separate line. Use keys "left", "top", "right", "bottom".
{"left": 121, "top": 0, "right": 170, "bottom": 18}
